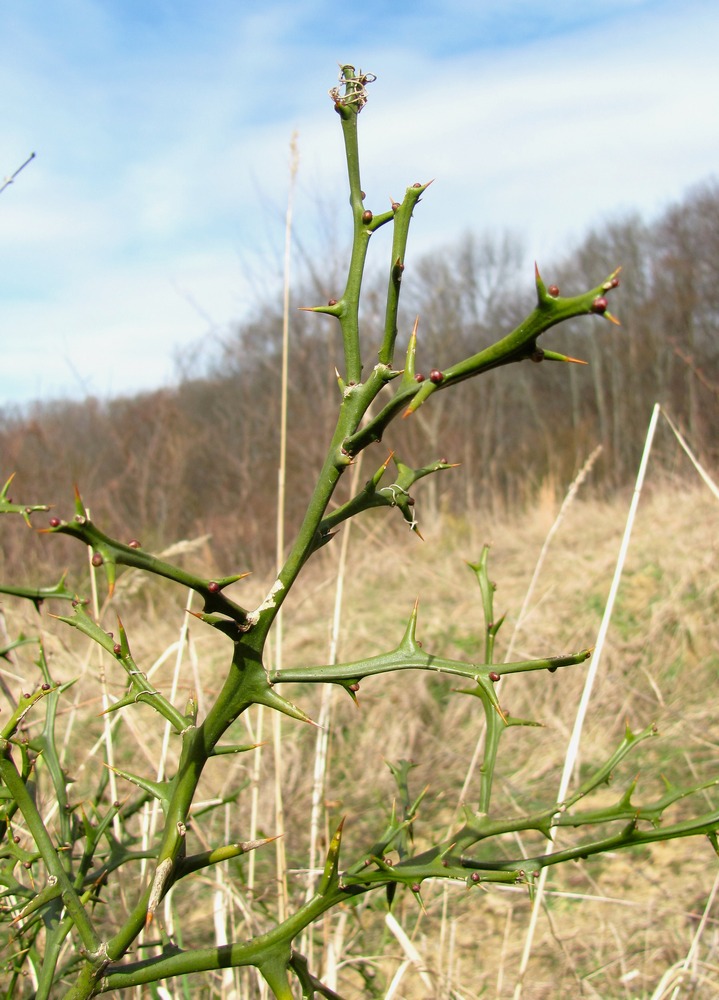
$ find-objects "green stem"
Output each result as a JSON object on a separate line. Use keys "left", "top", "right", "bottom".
{"left": 378, "top": 183, "right": 428, "bottom": 365}
{"left": 94, "top": 886, "right": 354, "bottom": 992}
{"left": 343, "top": 269, "right": 620, "bottom": 455}
{"left": 0, "top": 740, "right": 102, "bottom": 957}
{"left": 271, "top": 647, "right": 590, "bottom": 685}
{"left": 49, "top": 518, "right": 250, "bottom": 625}
{"left": 336, "top": 91, "right": 369, "bottom": 383}
{"left": 34, "top": 907, "right": 77, "bottom": 1000}
{"left": 249, "top": 379, "right": 385, "bottom": 642}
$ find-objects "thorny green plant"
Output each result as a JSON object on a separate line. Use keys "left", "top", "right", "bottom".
{"left": 1, "top": 66, "right": 718, "bottom": 999}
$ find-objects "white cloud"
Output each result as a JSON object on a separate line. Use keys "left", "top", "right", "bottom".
{"left": 2, "top": 0, "right": 718, "bottom": 406}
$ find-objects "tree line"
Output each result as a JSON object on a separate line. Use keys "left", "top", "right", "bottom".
{"left": 1, "top": 179, "right": 717, "bottom": 582}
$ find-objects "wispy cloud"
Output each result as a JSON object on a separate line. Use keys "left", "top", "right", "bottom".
{"left": 2, "top": 0, "right": 717, "bottom": 406}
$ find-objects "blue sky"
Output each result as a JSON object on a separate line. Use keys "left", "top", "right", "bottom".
{"left": 2, "top": 0, "right": 718, "bottom": 407}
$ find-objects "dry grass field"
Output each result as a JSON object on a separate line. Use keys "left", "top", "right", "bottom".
{"left": 2, "top": 468, "right": 718, "bottom": 998}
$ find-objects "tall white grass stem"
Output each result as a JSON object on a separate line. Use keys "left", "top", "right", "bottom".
{"left": 513, "top": 402, "right": 661, "bottom": 999}
{"left": 275, "top": 131, "right": 299, "bottom": 649}
{"left": 323, "top": 910, "right": 347, "bottom": 993}
{"left": 384, "top": 911, "right": 434, "bottom": 996}
{"left": 213, "top": 805, "right": 239, "bottom": 999}
{"left": 246, "top": 703, "right": 264, "bottom": 894}
{"left": 269, "top": 132, "right": 299, "bottom": 923}
{"left": 661, "top": 406, "right": 719, "bottom": 500}
{"left": 664, "top": 869, "right": 719, "bottom": 1000}
{"left": 504, "top": 444, "right": 603, "bottom": 662}
{"left": 272, "top": 708, "right": 288, "bottom": 922}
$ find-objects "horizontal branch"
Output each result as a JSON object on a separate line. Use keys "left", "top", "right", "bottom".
{"left": 271, "top": 644, "right": 590, "bottom": 686}
{"left": 342, "top": 266, "right": 620, "bottom": 455}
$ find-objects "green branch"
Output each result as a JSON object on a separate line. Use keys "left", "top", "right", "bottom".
{"left": 342, "top": 266, "right": 620, "bottom": 456}
{"left": 44, "top": 493, "right": 250, "bottom": 625}
{"left": 0, "top": 739, "right": 102, "bottom": 958}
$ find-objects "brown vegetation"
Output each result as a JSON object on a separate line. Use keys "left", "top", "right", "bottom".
{"left": 1, "top": 180, "right": 717, "bottom": 591}
{"left": 2, "top": 476, "right": 717, "bottom": 997}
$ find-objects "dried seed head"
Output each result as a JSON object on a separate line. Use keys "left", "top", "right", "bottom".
{"left": 591, "top": 296, "right": 608, "bottom": 314}
{"left": 429, "top": 369, "right": 444, "bottom": 384}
